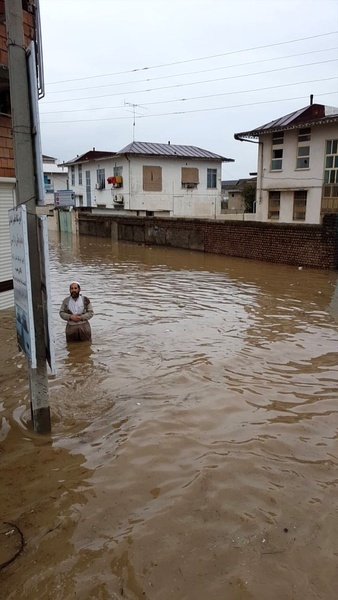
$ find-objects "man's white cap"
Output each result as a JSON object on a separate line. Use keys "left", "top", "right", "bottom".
{"left": 70, "top": 281, "right": 80, "bottom": 287}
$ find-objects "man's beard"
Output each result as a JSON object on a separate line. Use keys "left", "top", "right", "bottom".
{"left": 71, "top": 291, "right": 80, "bottom": 298}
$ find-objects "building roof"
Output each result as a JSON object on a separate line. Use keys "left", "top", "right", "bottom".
{"left": 42, "top": 154, "right": 57, "bottom": 163}
{"left": 43, "top": 162, "right": 68, "bottom": 174}
{"left": 64, "top": 150, "right": 116, "bottom": 165}
{"left": 234, "top": 103, "right": 338, "bottom": 140}
{"left": 116, "top": 141, "right": 234, "bottom": 162}
{"left": 222, "top": 178, "right": 256, "bottom": 191}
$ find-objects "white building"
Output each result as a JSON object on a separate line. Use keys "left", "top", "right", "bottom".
{"left": 234, "top": 102, "right": 338, "bottom": 224}
{"left": 42, "top": 155, "right": 68, "bottom": 205}
{"left": 64, "top": 142, "right": 234, "bottom": 218}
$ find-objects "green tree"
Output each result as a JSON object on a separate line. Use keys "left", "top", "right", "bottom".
{"left": 242, "top": 182, "right": 256, "bottom": 213}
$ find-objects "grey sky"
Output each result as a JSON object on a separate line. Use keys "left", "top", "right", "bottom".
{"left": 39, "top": 0, "right": 338, "bottom": 179}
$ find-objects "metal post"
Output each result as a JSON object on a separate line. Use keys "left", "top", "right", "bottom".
{"left": 5, "top": 0, "right": 51, "bottom": 433}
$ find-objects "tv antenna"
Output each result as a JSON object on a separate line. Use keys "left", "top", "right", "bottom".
{"left": 124, "top": 101, "right": 147, "bottom": 141}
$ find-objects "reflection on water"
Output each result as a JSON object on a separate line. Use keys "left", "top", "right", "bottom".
{"left": 1, "top": 231, "right": 338, "bottom": 600}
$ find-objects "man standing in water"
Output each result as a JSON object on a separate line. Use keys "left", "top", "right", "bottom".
{"left": 59, "top": 281, "right": 94, "bottom": 342}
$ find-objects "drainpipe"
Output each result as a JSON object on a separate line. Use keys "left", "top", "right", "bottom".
{"left": 234, "top": 134, "right": 263, "bottom": 212}
{"left": 125, "top": 153, "right": 130, "bottom": 212}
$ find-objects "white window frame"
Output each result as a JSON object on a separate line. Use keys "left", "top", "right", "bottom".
{"left": 293, "top": 190, "right": 307, "bottom": 221}
{"left": 78, "top": 164, "right": 82, "bottom": 185}
{"left": 268, "top": 191, "right": 280, "bottom": 220}
{"left": 324, "top": 139, "right": 338, "bottom": 184}
{"left": 271, "top": 132, "right": 284, "bottom": 171}
{"left": 207, "top": 168, "right": 217, "bottom": 189}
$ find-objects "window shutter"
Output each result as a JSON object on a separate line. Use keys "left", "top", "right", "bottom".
{"left": 143, "top": 166, "right": 162, "bottom": 191}
{"left": 181, "top": 167, "right": 199, "bottom": 184}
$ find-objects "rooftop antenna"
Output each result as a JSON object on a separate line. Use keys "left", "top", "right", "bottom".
{"left": 124, "top": 100, "right": 147, "bottom": 141}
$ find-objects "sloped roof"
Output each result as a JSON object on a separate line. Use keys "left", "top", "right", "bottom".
{"left": 235, "top": 103, "right": 338, "bottom": 140}
{"left": 64, "top": 150, "right": 116, "bottom": 165}
{"left": 43, "top": 162, "right": 68, "bottom": 174}
{"left": 116, "top": 141, "right": 234, "bottom": 162}
{"left": 222, "top": 178, "right": 256, "bottom": 190}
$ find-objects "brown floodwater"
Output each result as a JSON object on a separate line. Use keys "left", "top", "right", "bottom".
{"left": 1, "top": 231, "right": 338, "bottom": 600}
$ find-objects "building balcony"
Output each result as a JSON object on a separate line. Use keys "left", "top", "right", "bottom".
{"left": 321, "top": 184, "right": 338, "bottom": 214}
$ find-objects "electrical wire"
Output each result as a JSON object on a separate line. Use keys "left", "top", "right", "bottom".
{"left": 41, "top": 58, "right": 338, "bottom": 105}
{"left": 39, "top": 77, "right": 336, "bottom": 115}
{"left": 46, "top": 47, "right": 337, "bottom": 95}
{"left": 40, "top": 91, "right": 338, "bottom": 125}
{"left": 45, "top": 31, "right": 338, "bottom": 85}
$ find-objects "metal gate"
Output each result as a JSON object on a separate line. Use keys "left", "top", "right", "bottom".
{"left": 58, "top": 210, "right": 72, "bottom": 233}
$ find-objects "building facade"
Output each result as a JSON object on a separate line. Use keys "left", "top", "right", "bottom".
{"left": 235, "top": 102, "right": 338, "bottom": 224}
{"left": 65, "top": 141, "right": 234, "bottom": 218}
{"left": 42, "top": 155, "right": 68, "bottom": 205}
{"left": 0, "top": 0, "right": 39, "bottom": 310}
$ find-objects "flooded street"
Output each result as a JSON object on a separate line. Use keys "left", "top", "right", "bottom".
{"left": 1, "top": 232, "right": 338, "bottom": 600}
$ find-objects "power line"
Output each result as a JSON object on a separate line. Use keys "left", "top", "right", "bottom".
{"left": 41, "top": 58, "right": 338, "bottom": 105}
{"left": 45, "top": 47, "right": 337, "bottom": 95}
{"left": 40, "top": 91, "right": 338, "bottom": 124}
{"left": 45, "top": 30, "right": 338, "bottom": 86}
{"left": 39, "top": 77, "right": 336, "bottom": 115}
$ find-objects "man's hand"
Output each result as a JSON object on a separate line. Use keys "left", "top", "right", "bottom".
{"left": 70, "top": 314, "right": 81, "bottom": 322}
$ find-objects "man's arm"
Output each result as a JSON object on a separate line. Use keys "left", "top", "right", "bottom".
{"left": 81, "top": 299, "right": 94, "bottom": 321}
{"left": 59, "top": 298, "right": 71, "bottom": 321}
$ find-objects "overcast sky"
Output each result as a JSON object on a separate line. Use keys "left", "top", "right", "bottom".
{"left": 39, "top": 0, "right": 338, "bottom": 179}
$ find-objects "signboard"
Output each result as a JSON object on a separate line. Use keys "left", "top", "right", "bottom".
{"left": 8, "top": 205, "right": 36, "bottom": 368}
{"left": 38, "top": 216, "right": 56, "bottom": 375}
{"left": 54, "top": 190, "right": 75, "bottom": 208}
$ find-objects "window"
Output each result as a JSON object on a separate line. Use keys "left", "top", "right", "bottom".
{"left": 268, "top": 191, "right": 280, "bottom": 219}
{"left": 271, "top": 149, "right": 283, "bottom": 171}
{"left": 78, "top": 164, "right": 82, "bottom": 185}
{"left": 324, "top": 139, "right": 338, "bottom": 184}
{"left": 271, "top": 132, "right": 284, "bottom": 170}
{"left": 182, "top": 167, "right": 199, "bottom": 188}
{"left": 293, "top": 190, "right": 307, "bottom": 221}
{"left": 71, "top": 165, "right": 75, "bottom": 186}
{"left": 44, "top": 174, "right": 53, "bottom": 193}
{"left": 296, "top": 129, "right": 311, "bottom": 169}
{"left": 272, "top": 132, "right": 284, "bottom": 146}
{"left": 207, "top": 168, "right": 217, "bottom": 189}
{"left": 143, "top": 166, "right": 162, "bottom": 191}
{"left": 296, "top": 146, "right": 310, "bottom": 169}
{"left": 86, "top": 170, "right": 91, "bottom": 205}
{"left": 0, "top": 89, "right": 11, "bottom": 115}
{"left": 97, "top": 168, "right": 105, "bottom": 190}
{"left": 298, "top": 127, "right": 311, "bottom": 142}
{"left": 114, "top": 166, "right": 123, "bottom": 177}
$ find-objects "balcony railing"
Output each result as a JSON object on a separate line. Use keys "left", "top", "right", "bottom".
{"left": 321, "top": 184, "right": 338, "bottom": 214}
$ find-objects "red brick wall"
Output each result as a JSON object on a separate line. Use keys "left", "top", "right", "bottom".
{"left": 0, "top": 1, "right": 35, "bottom": 178}
{"left": 78, "top": 214, "right": 338, "bottom": 270}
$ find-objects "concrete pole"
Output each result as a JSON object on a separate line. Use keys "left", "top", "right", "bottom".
{"left": 5, "top": 0, "right": 51, "bottom": 433}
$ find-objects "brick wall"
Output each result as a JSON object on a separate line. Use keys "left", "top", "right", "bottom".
{"left": 77, "top": 213, "right": 338, "bottom": 270}
{"left": 0, "top": 0, "right": 35, "bottom": 178}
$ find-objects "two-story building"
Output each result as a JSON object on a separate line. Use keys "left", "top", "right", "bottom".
{"left": 234, "top": 101, "right": 338, "bottom": 224}
{"left": 0, "top": 0, "right": 40, "bottom": 310}
{"left": 64, "top": 141, "right": 234, "bottom": 218}
{"left": 42, "top": 155, "right": 68, "bottom": 205}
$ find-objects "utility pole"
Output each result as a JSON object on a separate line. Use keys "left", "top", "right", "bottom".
{"left": 5, "top": 0, "right": 51, "bottom": 433}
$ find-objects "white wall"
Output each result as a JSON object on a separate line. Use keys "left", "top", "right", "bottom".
{"left": 129, "top": 156, "right": 222, "bottom": 217}
{"left": 70, "top": 157, "right": 125, "bottom": 209}
{"left": 70, "top": 155, "right": 223, "bottom": 218}
{"left": 256, "top": 122, "right": 338, "bottom": 224}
